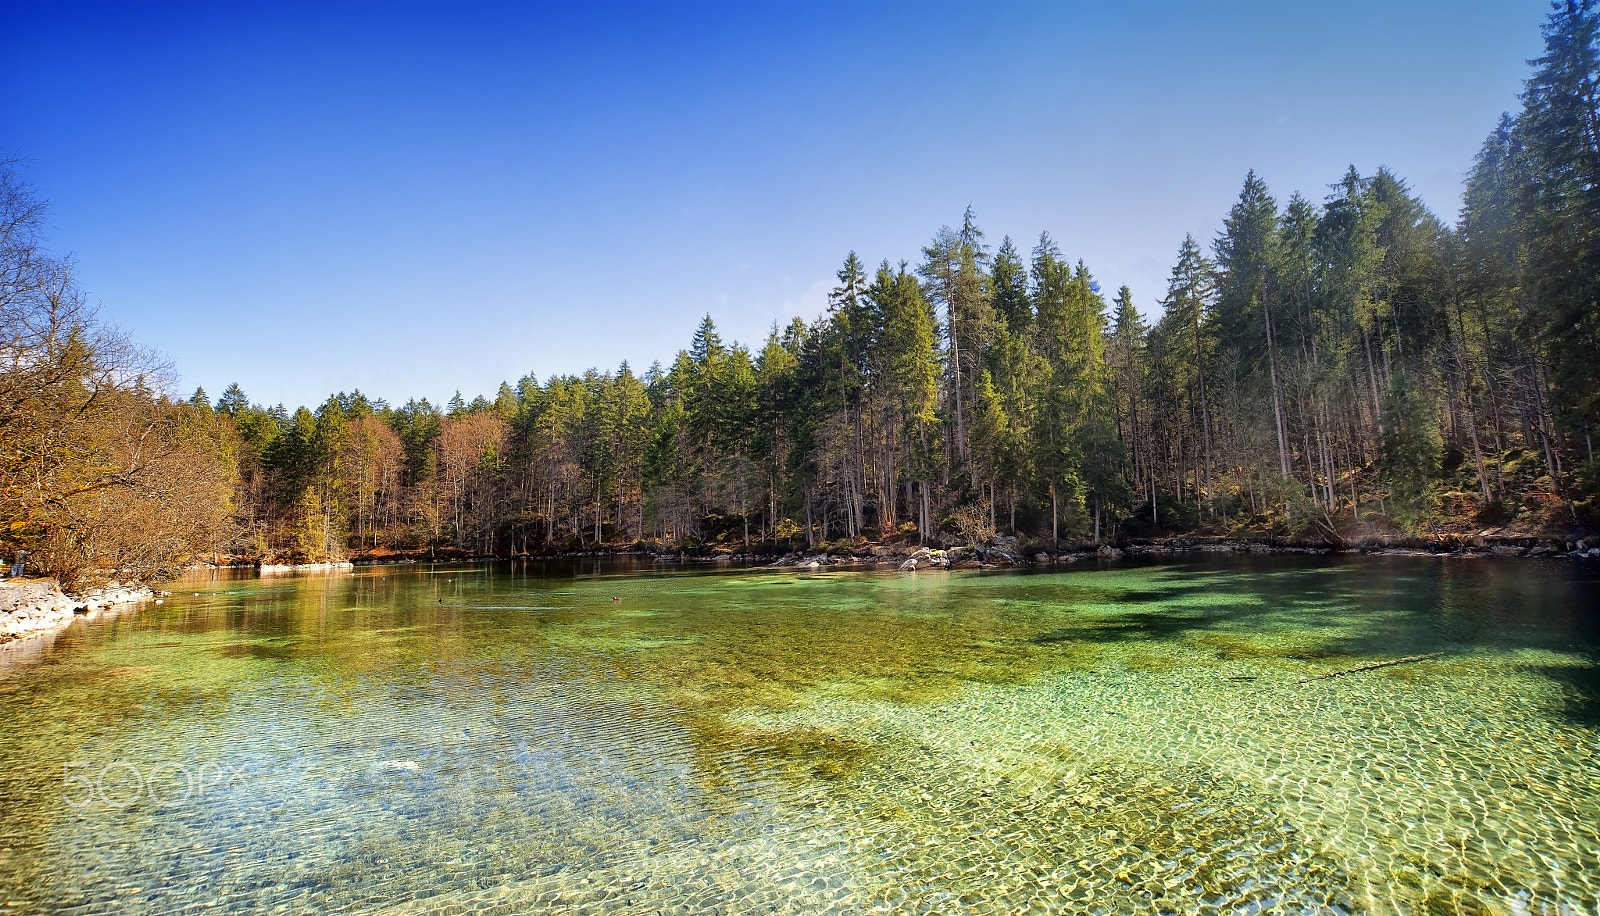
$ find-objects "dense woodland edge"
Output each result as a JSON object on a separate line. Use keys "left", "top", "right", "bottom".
{"left": 3, "top": 2, "right": 1598, "bottom": 586}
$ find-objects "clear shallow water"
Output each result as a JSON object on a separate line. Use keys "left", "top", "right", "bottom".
{"left": 0, "top": 556, "right": 1595, "bottom": 916}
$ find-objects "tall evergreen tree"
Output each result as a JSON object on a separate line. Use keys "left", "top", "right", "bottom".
{"left": 1213, "top": 171, "right": 1293, "bottom": 480}
{"left": 1519, "top": 0, "right": 1600, "bottom": 483}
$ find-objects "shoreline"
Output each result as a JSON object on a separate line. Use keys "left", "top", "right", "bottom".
{"left": 0, "top": 580, "right": 157, "bottom": 650}
{"left": 7, "top": 535, "right": 1592, "bottom": 650}
{"left": 198, "top": 531, "right": 1599, "bottom": 573}
{"left": 754, "top": 533, "right": 1600, "bottom": 570}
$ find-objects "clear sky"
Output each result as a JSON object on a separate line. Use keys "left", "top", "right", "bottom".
{"left": 1, "top": 1, "right": 1550, "bottom": 411}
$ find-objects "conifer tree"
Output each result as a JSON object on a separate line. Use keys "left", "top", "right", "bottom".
{"left": 1518, "top": 0, "right": 1600, "bottom": 486}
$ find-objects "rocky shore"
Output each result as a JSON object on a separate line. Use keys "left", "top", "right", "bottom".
{"left": 191, "top": 531, "right": 1600, "bottom": 575}
{"left": 0, "top": 579, "right": 156, "bottom": 647}
{"left": 762, "top": 538, "right": 1231, "bottom": 571}
{"left": 258, "top": 561, "right": 354, "bottom": 574}
{"left": 757, "top": 532, "right": 1600, "bottom": 571}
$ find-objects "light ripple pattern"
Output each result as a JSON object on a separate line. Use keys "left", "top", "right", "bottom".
{"left": 0, "top": 554, "right": 1594, "bottom": 916}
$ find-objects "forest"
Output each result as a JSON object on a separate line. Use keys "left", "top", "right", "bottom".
{"left": 3, "top": 2, "right": 1596, "bottom": 582}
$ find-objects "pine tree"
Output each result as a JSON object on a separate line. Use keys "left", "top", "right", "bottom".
{"left": 990, "top": 236, "right": 1031, "bottom": 336}
{"left": 869, "top": 261, "right": 941, "bottom": 540}
{"left": 1379, "top": 373, "right": 1443, "bottom": 531}
{"left": 920, "top": 210, "right": 993, "bottom": 477}
{"left": 1107, "top": 285, "right": 1149, "bottom": 509}
{"left": 1153, "top": 234, "right": 1216, "bottom": 508}
{"left": 1213, "top": 171, "right": 1293, "bottom": 481}
{"left": 1518, "top": 0, "right": 1600, "bottom": 487}
{"left": 217, "top": 383, "right": 250, "bottom": 418}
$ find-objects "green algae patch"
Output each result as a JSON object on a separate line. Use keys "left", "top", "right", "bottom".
{"left": 691, "top": 718, "right": 879, "bottom": 780}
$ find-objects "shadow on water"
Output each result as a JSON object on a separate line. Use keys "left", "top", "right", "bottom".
{"left": 1106, "top": 587, "right": 1204, "bottom": 604}
{"left": 1005, "top": 556, "right": 1599, "bottom": 721}
{"left": 1530, "top": 655, "right": 1600, "bottom": 727}
{"left": 1025, "top": 575, "right": 1252, "bottom": 644}
{"left": 215, "top": 640, "right": 300, "bottom": 662}
{"left": 1029, "top": 613, "right": 1208, "bottom": 644}
{"left": 1020, "top": 565, "right": 1333, "bottom": 644}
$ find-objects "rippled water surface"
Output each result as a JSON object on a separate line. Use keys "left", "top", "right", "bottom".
{"left": 0, "top": 555, "right": 1596, "bottom": 915}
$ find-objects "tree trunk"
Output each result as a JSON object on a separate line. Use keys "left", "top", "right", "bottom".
{"left": 1363, "top": 327, "right": 1383, "bottom": 436}
{"left": 920, "top": 481, "right": 930, "bottom": 544}
{"left": 805, "top": 487, "right": 815, "bottom": 548}
{"left": 1264, "top": 296, "right": 1291, "bottom": 477}
{"left": 1051, "top": 483, "right": 1059, "bottom": 547}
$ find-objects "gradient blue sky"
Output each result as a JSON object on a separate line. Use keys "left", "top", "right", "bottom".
{"left": 1, "top": 1, "right": 1550, "bottom": 411}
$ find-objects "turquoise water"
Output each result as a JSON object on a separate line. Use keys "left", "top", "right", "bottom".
{"left": 0, "top": 556, "right": 1595, "bottom": 915}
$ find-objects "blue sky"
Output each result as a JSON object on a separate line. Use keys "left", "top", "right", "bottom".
{"left": 1, "top": 1, "right": 1550, "bottom": 411}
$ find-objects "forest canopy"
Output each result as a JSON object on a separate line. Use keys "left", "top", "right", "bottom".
{"left": 3, "top": 0, "right": 1596, "bottom": 573}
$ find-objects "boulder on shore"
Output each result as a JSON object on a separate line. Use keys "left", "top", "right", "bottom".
{"left": 899, "top": 547, "right": 949, "bottom": 571}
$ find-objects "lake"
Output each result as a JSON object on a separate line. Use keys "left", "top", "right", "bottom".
{"left": 0, "top": 555, "right": 1595, "bottom": 915}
